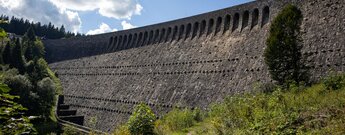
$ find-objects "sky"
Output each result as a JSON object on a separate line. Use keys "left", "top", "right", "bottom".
{"left": 0, "top": 0, "right": 253, "bottom": 35}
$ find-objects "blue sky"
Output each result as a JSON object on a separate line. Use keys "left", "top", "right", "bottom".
{"left": 0, "top": 0, "right": 253, "bottom": 35}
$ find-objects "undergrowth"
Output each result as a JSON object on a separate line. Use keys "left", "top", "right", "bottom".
{"left": 112, "top": 73, "right": 345, "bottom": 135}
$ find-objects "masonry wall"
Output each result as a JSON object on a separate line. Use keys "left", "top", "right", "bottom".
{"left": 47, "top": 0, "right": 345, "bottom": 132}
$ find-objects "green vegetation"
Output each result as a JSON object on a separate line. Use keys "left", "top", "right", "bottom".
{"left": 264, "top": 4, "right": 308, "bottom": 86}
{"left": 154, "top": 108, "right": 202, "bottom": 134}
{"left": 0, "top": 15, "right": 83, "bottom": 39}
{"left": 0, "top": 83, "right": 36, "bottom": 134}
{"left": 127, "top": 103, "right": 156, "bottom": 135}
{"left": 121, "top": 74, "right": 343, "bottom": 135}
{"left": 0, "top": 25, "right": 61, "bottom": 134}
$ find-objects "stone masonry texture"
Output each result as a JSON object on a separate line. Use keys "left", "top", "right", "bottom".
{"left": 45, "top": 0, "right": 345, "bottom": 132}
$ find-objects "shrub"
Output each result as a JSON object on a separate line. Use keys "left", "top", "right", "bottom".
{"left": 0, "top": 83, "right": 37, "bottom": 134}
{"left": 323, "top": 73, "right": 345, "bottom": 90}
{"left": 264, "top": 4, "right": 308, "bottom": 86}
{"left": 36, "top": 77, "right": 56, "bottom": 119}
{"left": 127, "top": 103, "right": 156, "bottom": 135}
{"left": 154, "top": 108, "right": 202, "bottom": 134}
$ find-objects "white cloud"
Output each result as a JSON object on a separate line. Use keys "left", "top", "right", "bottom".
{"left": 49, "top": 0, "right": 143, "bottom": 20}
{"left": 0, "top": 0, "right": 82, "bottom": 33}
{"left": 121, "top": 21, "right": 136, "bottom": 30}
{"left": 86, "top": 22, "right": 117, "bottom": 35}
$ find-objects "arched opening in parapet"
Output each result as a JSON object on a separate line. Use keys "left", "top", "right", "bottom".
{"left": 143, "top": 32, "right": 148, "bottom": 46}
{"left": 192, "top": 22, "right": 199, "bottom": 39}
{"left": 242, "top": 11, "right": 249, "bottom": 30}
{"left": 207, "top": 18, "right": 214, "bottom": 35}
{"left": 109, "top": 37, "right": 113, "bottom": 46}
{"left": 178, "top": 25, "right": 185, "bottom": 41}
{"left": 138, "top": 32, "right": 143, "bottom": 46}
{"left": 224, "top": 15, "right": 231, "bottom": 33}
{"left": 148, "top": 30, "right": 153, "bottom": 45}
{"left": 122, "top": 35, "right": 128, "bottom": 49}
{"left": 117, "top": 36, "right": 123, "bottom": 49}
{"left": 166, "top": 27, "right": 172, "bottom": 42}
{"left": 251, "top": 8, "right": 259, "bottom": 29}
{"left": 232, "top": 13, "right": 240, "bottom": 31}
{"left": 159, "top": 28, "right": 165, "bottom": 43}
{"left": 200, "top": 20, "right": 206, "bottom": 37}
{"left": 172, "top": 26, "right": 178, "bottom": 41}
{"left": 186, "top": 23, "right": 192, "bottom": 39}
{"left": 132, "top": 33, "right": 137, "bottom": 47}
{"left": 215, "top": 17, "right": 222, "bottom": 35}
{"left": 262, "top": 6, "right": 270, "bottom": 26}
{"left": 127, "top": 34, "right": 132, "bottom": 48}
{"left": 154, "top": 29, "right": 159, "bottom": 44}
{"left": 112, "top": 36, "right": 118, "bottom": 51}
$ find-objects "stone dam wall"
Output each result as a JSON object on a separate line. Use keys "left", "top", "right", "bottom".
{"left": 45, "top": 0, "right": 345, "bottom": 132}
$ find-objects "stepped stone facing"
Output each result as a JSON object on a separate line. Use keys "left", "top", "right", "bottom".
{"left": 45, "top": 0, "right": 345, "bottom": 132}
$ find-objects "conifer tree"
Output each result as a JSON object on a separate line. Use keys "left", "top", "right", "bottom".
{"left": 11, "top": 38, "right": 25, "bottom": 73}
{"left": 2, "top": 42, "right": 11, "bottom": 65}
{"left": 264, "top": 4, "right": 308, "bottom": 85}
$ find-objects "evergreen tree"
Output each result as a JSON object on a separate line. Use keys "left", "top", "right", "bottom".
{"left": 25, "top": 26, "right": 36, "bottom": 41}
{"left": 264, "top": 4, "right": 308, "bottom": 85}
{"left": 11, "top": 38, "right": 25, "bottom": 73}
{"left": 3, "top": 42, "right": 11, "bottom": 65}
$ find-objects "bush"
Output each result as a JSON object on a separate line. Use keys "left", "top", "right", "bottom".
{"left": 154, "top": 108, "right": 203, "bottom": 134}
{"left": 36, "top": 77, "right": 56, "bottom": 118}
{"left": 264, "top": 4, "right": 308, "bottom": 86}
{"left": 323, "top": 73, "right": 345, "bottom": 90}
{"left": 127, "top": 103, "right": 156, "bottom": 135}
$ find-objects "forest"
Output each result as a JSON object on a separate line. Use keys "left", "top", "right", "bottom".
{"left": 0, "top": 15, "right": 84, "bottom": 39}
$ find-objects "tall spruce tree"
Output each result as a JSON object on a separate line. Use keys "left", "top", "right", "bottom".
{"left": 264, "top": 4, "right": 308, "bottom": 85}
{"left": 2, "top": 42, "right": 11, "bottom": 65}
{"left": 11, "top": 38, "right": 25, "bottom": 73}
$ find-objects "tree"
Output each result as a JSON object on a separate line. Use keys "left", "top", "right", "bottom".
{"left": 127, "top": 103, "right": 156, "bottom": 135}
{"left": 24, "top": 27, "right": 45, "bottom": 61}
{"left": 26, "top": 58, "right": 49, "bottom": 84}
{"left": 2, "top": 42, "right": 12, "bottom": 65}
{"left": 264, "top": 4, "right": 308, "bottom": 85}
{"left": 36, "top": 77, "right": 56, "bottom": 119}
{"left": 11, "top": 39, "right": 25, "bottom": 73}
{"left": 25, "top": 26, "right": 36, "bottom": 41}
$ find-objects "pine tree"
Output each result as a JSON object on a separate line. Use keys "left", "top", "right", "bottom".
{"left": 3, "top": 42, "right": 12, "bottom": 65}
{"left": 264, "top": 4, "right": 308, "bottom": 85}
{"left": 25, "top": 26, "right": 36, "bottom": 41}
{"left": 11, "top": 38, "right": 25, "bottom": 73}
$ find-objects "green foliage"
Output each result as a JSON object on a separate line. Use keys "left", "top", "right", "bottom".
{"left": 154, "top": 108, "right": 202, "bottom": 134}
{"left": 323, "top": 73, "right": 345, "bottom": 90}
{"left": 127, "top": 103, "right": 156, "bottom": 135}
{"left": 36, "top": 77, "right": 56, "bottom": 119}
{"left": 23, "top": 28, "right": 45, "bottom": 61}
{"left": 11, "top": 39, "right": 25, "bottom": 73}
{"left": 26, "top": 58, "right": 49, "bottom": 84}
{"left": 112, "top": 125, "right": 131, "bottom": 135}
{"left": 264, "top": 4, "right": 308, "bottom": 85}
{"left": 2, "top": 42, "right": 11, "bottom": 65}
{"left": 25, "top": 26, "right": 36, "bottom": 41}
{"left": 0, "top": 28, "right": 6, "bottom": 39}
{"left": 0, "top": 83, "right": 37, "bottom": 134}
{"left": 150, "top": 73, "right": 345, "bottom": 134}
{"left": 0, "top": 15, "right": 82, "bottom": 39}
